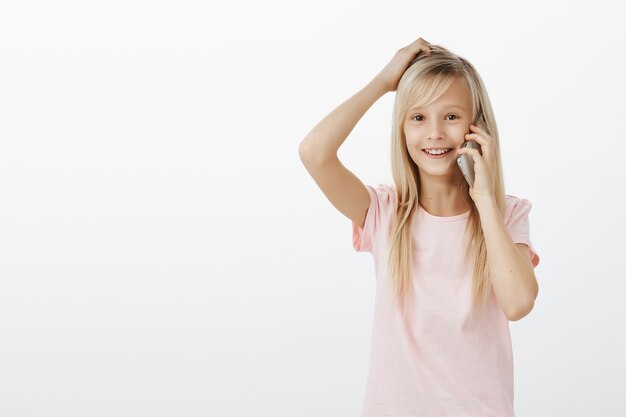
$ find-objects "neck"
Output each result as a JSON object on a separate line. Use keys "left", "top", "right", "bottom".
{"left": 418, "top": 171, "right": 470, "bottom": 216}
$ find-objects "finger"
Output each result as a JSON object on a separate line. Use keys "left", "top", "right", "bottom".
{"left": 469, "top": 124, "right": 489, "bottom": 142}
{"left": 464, "top": 133, "right": 488, "bottom": 158}
{"left": 469, "top": 123, "right": 485, "bottom": 133}
{"left": 417, "top": 45, "right": 430, "bottom": 55}
{"left": 403, "top": 38, "right": 429, "bottom": 54}
{"left": 464, "top": 133, "right": 486, "bottom": 145}
{"left": 456, "top": 147, "right": 482, "bottom": 160}
{"left": 465, "top": 130, "right": 492, "bottom": 161}
{"left": 415, "top": 38, "right": 431, "bottom": 53}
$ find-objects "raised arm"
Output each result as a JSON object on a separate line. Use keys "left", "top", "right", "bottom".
{"left": 299, "top": 37, "right": 432, "bottom": 228}
{"left": 298, "top": 77, "right": 389, "bottom": 228}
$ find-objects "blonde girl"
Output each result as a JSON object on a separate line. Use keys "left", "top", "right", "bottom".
{"left": 299, "top": 37, "right": 540, "bottom": 416}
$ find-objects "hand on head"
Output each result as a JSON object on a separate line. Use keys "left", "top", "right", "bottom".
{"left": 375, "top": 37, "right": 432, "bottom": 93}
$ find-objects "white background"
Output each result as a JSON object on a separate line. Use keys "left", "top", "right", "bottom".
{"left": 0, "top": 1, "right": 624, "bottom": 416}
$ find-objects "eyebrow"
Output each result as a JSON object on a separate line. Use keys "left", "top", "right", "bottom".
{"left": 409, "top": 104, "right": 467, "bottom": 112}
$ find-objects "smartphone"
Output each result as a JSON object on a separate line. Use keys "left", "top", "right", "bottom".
{"left": 456, "top": 137, "right": 482, "bottom": 188}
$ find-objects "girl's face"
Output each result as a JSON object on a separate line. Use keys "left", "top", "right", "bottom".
{"left": 403, "top": 77, "right": 474, "bottom": 177}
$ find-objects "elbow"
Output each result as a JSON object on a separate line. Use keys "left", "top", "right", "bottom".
{"left": 299, "top": 140, "right": 311, "bottom": 162}
{"left": 506, "top": 299, "right": 535, "bottom": 321}
{"left": 299, "top": 141, "right": 336, "bottom": 166}
{"left": 507, "top": 273, "right": 539, "bottom": 321}
{"left": 299, "top": 140, "right": 320, "bottom": 165}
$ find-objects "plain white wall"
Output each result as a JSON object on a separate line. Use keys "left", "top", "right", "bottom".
{"left": 0, "top": 0, "right": 624, "bottom": 416}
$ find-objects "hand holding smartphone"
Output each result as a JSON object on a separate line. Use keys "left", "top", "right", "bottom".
{"left": 456, "top": 129, "right": 482, "bottom": 188}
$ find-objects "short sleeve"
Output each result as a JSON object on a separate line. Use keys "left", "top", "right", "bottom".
{"left": 352, "top": 183, "right": 396, "bottom": 253}
{"left": 504, "top": 196, "right": 540, "bottom": 268}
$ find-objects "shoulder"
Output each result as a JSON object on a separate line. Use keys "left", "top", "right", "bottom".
{"left": 504, "top": 194, "right": 533, "bottom": 225}
{"left": 368, "top": 183, "right": 398, "bottom": 207}
{"left": 370, "top": 182, "right": 396, "bottom": 194}
{"left": 351, "top": 183, "right": 398, "bottom": 253}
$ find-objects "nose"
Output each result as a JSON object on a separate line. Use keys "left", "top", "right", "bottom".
{"left": 427, "top": 120, "right": 446, "bottom": 141}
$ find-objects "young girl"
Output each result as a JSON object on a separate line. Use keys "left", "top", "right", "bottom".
{"left": 299, "top": 38, "right": 540, "bottom": 416}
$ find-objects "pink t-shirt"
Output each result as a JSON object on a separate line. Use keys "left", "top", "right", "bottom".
{"left": 352, "top": 183, "right": 540, "bottom": 417}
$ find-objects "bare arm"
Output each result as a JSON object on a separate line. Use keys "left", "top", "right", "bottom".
{"left": 298, "top": 38, "right": 432, "bottom": 227}
{"left": 297, "top": 76, "right": 388, "bottom": 227}
{"left": 478, "top": 199, "right": 539, "bottom": 321}
{"left": 298, "top": 76, "right": 389, "bottom": 164}
{"left": 299, "top": 37, "right": 432, "bottom": 162}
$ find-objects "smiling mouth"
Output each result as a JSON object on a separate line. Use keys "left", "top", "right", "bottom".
{"left": 422, "top": 148, "right": 453, "bottom": 156}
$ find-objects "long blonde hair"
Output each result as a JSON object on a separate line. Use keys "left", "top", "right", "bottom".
{"left": 385, "top": 44, "right": 506, "bottom": 316}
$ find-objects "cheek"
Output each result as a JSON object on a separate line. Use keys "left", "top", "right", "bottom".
{"left": 404, "top": 127, "right": 424, "bottom": 147}
{"left": 406, "top": 143, "right": 422, "bottom": 161}
{"left": 404, "top": 128, "right": 418, "bottom": 143}
{"left": 405, "top": 136, "right": 420, "bottom": 151}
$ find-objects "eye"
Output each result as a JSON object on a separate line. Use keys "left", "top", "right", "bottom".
{"left": 410, "top": 114, "right": 460, "bottom": 122}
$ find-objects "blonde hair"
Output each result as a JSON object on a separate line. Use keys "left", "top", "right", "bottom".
{"left": 385, "top": 44, "right": 506, "bottom": 316}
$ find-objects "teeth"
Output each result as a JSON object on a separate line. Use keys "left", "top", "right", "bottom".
{"left": 424, "top": 148, "right": 451, "bottom": 155}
